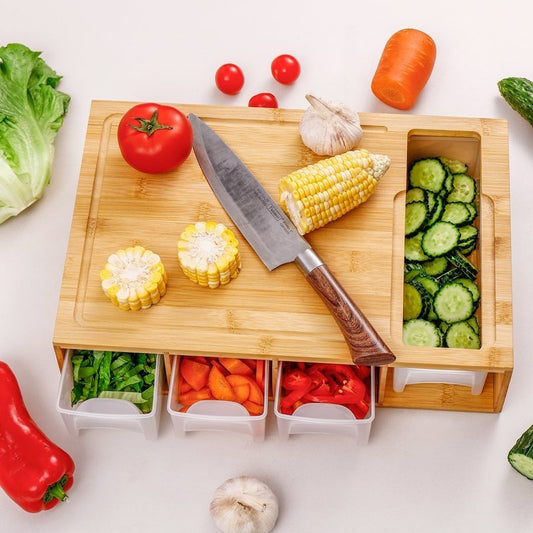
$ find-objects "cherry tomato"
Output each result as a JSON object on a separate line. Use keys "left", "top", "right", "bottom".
{"left": 117, "top": 103, "right": 193, "bottom": 174}
{"left": 271, "top": 54, "right": 301, "bottom": 84}
{"left": 215, "top": 63, "right": 245, "bottom": 95}
{"left": 248, "top": 92, "right": 278, "bottom": 108}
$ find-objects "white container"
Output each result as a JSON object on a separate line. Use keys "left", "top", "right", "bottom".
{"left": 393, "top": 366, "right": 488, "bottom": 395}
{"left": 274, "top": 362, "right": 375, "bottom": 444}
{"left": 56, "top": 350, "right": 163, "bottom": 440}
{"left": 167, "top": 357, "right": 269, "bottom": 441}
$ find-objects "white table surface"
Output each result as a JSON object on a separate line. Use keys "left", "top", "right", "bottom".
{"left": 2, "top": 1, "right": 533, "bottom": 531}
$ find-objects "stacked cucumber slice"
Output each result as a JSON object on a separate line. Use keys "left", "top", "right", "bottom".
{"left": 403, "top": 157, "right": 481, "bottom": 349}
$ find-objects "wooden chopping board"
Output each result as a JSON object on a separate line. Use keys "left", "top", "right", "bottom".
{"left": 53, "top": 101, "right": 512, "bottom": 373}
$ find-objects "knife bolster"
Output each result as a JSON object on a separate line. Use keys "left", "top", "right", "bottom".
{"left": 294, "top": 249, "right": 324, "bottom": 275}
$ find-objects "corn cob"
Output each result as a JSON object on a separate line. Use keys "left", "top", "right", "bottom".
{"left": 177, "top": 221, "right": 241, "bottom": 289}
{"left": 100, "top": 245, "right": 167, "bottom": 311}
{"left": 279, "top": 149, "right": 391, "bottom": 235}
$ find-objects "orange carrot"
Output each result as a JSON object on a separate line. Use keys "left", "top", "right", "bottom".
{"left": 371, "top": 28, "right": 436, "bottom": 110}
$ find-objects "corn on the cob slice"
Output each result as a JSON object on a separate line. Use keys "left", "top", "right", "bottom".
{"left": 279, "top": 149, "right": 391, "bottom": 235}
{"left": 177, "top": 221, "right": 241, "bottom": 289}
{"left": 100, "top": 245, "right": 167, "bottom": 311}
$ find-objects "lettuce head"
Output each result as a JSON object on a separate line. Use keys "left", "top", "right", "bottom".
{"left": 0, "top": 43, "right": 70, "bottom": 224}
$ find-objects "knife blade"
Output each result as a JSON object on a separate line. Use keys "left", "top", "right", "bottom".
{"left": 189, "top": 114, "right": 395, "bottom": 366}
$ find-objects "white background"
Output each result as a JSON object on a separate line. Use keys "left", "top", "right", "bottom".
{"left": 1, "top": 0, "right": 533, "bottom": 531}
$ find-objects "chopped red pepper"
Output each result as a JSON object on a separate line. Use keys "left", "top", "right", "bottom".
{"left": 0, "top": 361, "right": 75, "bottom": 513}
{"left": 279, "top": 362, "right": 371, "bottom": 419}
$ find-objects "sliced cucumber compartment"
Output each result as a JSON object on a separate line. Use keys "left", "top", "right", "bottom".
{"left": 403, "top": 156, "right": 481, "bottom": 349}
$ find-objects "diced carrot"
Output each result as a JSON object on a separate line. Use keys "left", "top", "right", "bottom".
{"left": 241, "top": 375, "right": 264, "bottom": 405}
{"left": 211, "top": 358, "right": 229, "bottom": 376}
{"left": 220, "top": 357, "right": 253, "bottom": 376}
{"left": 208, "top": 365, "right": 237, "bottom": 401}
{"left": 227, "top": 374, "right": 251, "bottom": 403}
{"left": 179, "top": 387, "right": 212, "bottom": 406}
{"left": 180, "top": 358, "right": 210, "bottom": 391}
{"left": 243, "top": 400, "right": 264, "bottom": 416}
{"left": 255, "top": 360, "right": 265, "bottom": 391}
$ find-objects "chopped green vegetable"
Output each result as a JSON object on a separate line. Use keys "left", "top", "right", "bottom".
{"left": 0, "top": 43, "right": 70, "bottom": 224}
{"left": 71, "top": 350, "right": 157, "bottom": 413}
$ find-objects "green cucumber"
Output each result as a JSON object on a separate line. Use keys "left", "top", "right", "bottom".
{"left": 439, "top": 157, "right": 468, "bottom": 175}
{"left": 405, "top": 232, "right": 430, "bottom": 262}
{"left": 406, "top": 187, "right": 427, "bottom": 204}
{"left": 421, "top": 221, "right": 460, "bottom": 258}
{"left": 498, "top": 77, "right": 533, "bottom": 127}
{"left": 421, "top": 257, "right": 448, "bottom": 277}
{"left": 508, "top": 425, "right": 533, "bottom": 479}
{"left": 405, "top": 201, "right": 428, "bottom": 236}
{"left": 403, "top": 154, "right": 480, "bottom": 348}
{"left": 433, "top": 282, "right": 474, "bottom": 323}
{"left": 409, "top": 158, "right": 447, "bottom": 193}
{"left": 403, "top": 318, "right": 442, "bottom": 347}
{"left": 445, "top": 321, "right": 480, "bottom": 349}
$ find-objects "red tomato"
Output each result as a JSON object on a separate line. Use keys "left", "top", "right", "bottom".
{"left": 215, "top": 63, "right": 245, "bottom": 95}
{"left": 248, "top": 93, "right": 278, "bottom": 108}
{"left": 271, "top": 54, "right": 301, "bottom": 84}
{"left": 117, "top": 103, "right": 193, "bottom": 174}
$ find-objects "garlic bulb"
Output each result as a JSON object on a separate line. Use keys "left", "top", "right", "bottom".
{"left": 299, "top": 93, "right": 363, "bottom": 156}
{"left": 210, "top": 476, "right": 279, "bottom": 533}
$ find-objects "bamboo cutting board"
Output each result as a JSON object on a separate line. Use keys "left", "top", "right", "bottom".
{"left": 53, "top": 101, "right": 512, "bottom": 381}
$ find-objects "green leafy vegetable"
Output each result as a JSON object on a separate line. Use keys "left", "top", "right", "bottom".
{"left": 71, "top": 350, "right": 157, "bottom": 413}
{"left": 0, "top": 43, "right": 70, "bottom": 224}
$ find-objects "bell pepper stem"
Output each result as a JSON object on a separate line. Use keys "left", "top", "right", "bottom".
{"left": 43, "top": 475, "right": 69, "bottom": 504}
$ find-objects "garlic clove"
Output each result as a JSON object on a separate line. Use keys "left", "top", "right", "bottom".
{"left": 299, "top": 93, "right": 363, "bottom": 156}
{"left": 210, "top": 476, "right": 279, "bottom": 533}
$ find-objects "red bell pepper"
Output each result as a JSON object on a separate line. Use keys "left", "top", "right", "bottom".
{"left": 0, "top": 361, "right": 75, "bottom": 513}
{"left": 279, "top": 362, "right": 371, "bottom": 418}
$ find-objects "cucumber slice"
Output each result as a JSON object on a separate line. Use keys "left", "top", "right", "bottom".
{"left": 403, "top": 283, "right": 424, "bottom": 320}
{"left": 465, "top": 202, "right": 477, "bottom": 223}
{"left": 442, "top": 172, "right": 454, "bottom": 195}
{"left": 437, "top": 267, "right": 462, "bottom": 285}
{"left": 412, "top": 275, "right": 440, "bottom": 296}
{"left": 459, "top": 224, "right": 478, "bottom": 243}
{"left": 405, "top": 232, "right": 430, "bottom": 262}
{"left": 433, "top": 282, "right": 475, "bottom": 323}
{"left": 421, "top": 256, "right": 448, "bottom": 277}
{"left": 455, "top": 277, "right": 480, "bottom": 305}
{"left": 404, "top": 262, "right": 425, "bottom": 282}
{"left": 448, "top": 250, "right": 478, "bottom": 280}
{"left": 406, "top": 187, "right": 427, "bottom": 204}
{"left": 460, "top": 242, "right": 476, "bottom": 256}
{"left": 445, "top": 321, "right": 481, "bottom": 349}
{"left": 467, "top": 315, "right": 480, "bottom": 334}
{"left": 403, "top": 318, "right": 442, "bottom": 347}
{"left": 441, "top": 202, "right": 471, "bottom": 226}
{"left": 409, "top": 158, "right": 447, "bottom": 193}
{"left": 421, "top": 221, "right": 460, "bottom": 258}
{"left": 405, "top": 201, "right": 428, "bottom": 236}
{"left": 439, "top": 156, "right": 468, "bottom": 175}
{"left": 425, "top": 190, "right": 436, "bottom": 215}
{"left": 447, "top": 174, "right": 476, "bottom": 203}
{"left": 425, "top": 194, "right": 444, "bottom": 227}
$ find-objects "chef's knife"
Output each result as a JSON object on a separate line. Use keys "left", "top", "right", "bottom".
{"left": 189, "top": 114, "right": 395, "bottom": 366}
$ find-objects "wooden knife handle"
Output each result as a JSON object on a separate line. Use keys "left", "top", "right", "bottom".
{"left": 297, "top": 251, "right": 395, "bottom": 366}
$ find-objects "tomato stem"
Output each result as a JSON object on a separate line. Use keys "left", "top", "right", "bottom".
{"left": 129, "top": 110, "right": 173, "bottom": 136}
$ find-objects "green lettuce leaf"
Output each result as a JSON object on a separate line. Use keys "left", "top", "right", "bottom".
{"left": 0, "top": 43, "right": 70, "bottom": 224}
